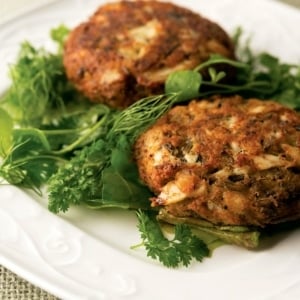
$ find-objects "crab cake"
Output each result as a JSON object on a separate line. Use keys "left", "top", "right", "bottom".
{"left": 134, "top": 95, "right": 300, "bottom": 227}
{"left": 63, "top": 1, "right": 235, "bottom": 108}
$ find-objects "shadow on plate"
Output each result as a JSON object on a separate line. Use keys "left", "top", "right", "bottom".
{"left": 255, "top": 221, "right": 300, "bottom": 251}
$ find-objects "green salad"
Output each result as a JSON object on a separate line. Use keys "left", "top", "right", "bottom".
{"left": 0, "top": 25, "right": 300, "bottom": 268}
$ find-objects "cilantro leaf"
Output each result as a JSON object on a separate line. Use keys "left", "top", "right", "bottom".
{"left": 135, "top": 210, "right": 209, "bottom": 268}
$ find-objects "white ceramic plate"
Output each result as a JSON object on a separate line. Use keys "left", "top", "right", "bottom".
{"left": 0, "top": 0, "right": 59, "bottom": 26}
{"left": 0, "top": 1, "right": 300, "bottom": 299}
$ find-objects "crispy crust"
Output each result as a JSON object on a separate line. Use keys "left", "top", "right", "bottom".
{"left": 134, "top": 95, "right": 300, "bottom": 226}
{"left": 63, "top": 0, "right": 235, "bottom": 108}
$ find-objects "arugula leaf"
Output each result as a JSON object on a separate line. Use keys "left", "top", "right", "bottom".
{"left": 134, "top": 210, "right": 209, "bottom": 268}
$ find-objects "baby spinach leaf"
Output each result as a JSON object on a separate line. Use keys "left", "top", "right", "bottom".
{"left": 101, "top": 166, "right": 151, "bottom": 209}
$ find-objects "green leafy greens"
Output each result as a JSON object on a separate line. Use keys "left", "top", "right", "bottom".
{"left": 1, "top": 25, "right": 300, "bottom": 268}
{"left": 165, "top": 28, "right": 300, "bottom": 109}
{"left": 1, "top": 26, "right": 71, "bottom": 127}
{"left": 47, "top": 94, "right": 178, "bottom": 213}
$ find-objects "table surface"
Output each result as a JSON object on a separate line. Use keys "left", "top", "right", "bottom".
{"left": 1, "top": 0, "right": 300, "bottom": 299}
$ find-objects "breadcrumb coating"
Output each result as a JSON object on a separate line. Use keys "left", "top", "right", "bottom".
{"left": 134, "top": 95, "right": 300, "bottom": 226}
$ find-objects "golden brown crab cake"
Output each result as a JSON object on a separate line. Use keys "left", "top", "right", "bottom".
{"left": 134, "top": 95, "right": 300, "bottom": 227}
{"left": 63, "top": 0, "right": 235, "bottom": 108}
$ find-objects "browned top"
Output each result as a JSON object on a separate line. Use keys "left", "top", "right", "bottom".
{"left": 63, "top": 0, "right": 235, "bottom": 108}
{"left": 134, "top": 95, "right": 300, "bottom": 226}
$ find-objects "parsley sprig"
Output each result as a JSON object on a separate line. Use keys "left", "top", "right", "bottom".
{"left": 134, "top": 210, "right": 209, "bottom": 268}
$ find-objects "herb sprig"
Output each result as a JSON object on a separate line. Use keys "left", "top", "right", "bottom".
{"left": 47, "top": 94, "right": 178, "bottom": 213}
{"left": 133, "top": 210, "right": 209, "bottom": 268}
{"left": 1, "top": 26, "right": 71, "bottom": 127}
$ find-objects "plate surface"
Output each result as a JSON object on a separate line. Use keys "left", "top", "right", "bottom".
{"left": 0, "top": 1, "right": 300, "bottom": 299}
